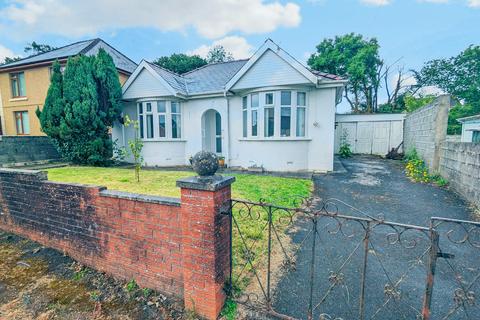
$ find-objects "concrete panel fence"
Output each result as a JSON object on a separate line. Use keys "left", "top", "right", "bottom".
{"left": 404, "top": 94, "right": 480, "bottom": 208}
{"left": 0, "top": 168, "right": 234, "bottom": 319}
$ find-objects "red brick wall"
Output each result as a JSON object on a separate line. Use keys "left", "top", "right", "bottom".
{"left": 0, "top": 168, "right": 184, "bottom": 296}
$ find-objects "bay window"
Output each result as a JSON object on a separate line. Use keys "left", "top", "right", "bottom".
{"left": 242, "top": 90, "right": 307, "bottom": 139}
{"left": 137, "top": 100, "right": 182, "bottom": 139}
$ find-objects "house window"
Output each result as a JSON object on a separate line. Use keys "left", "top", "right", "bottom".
{"left": 10, "top": 72, "right": 26, "bottom": 98}
{"left": 265, "top": 92, "right": 274, "bottom": 106}
{"left": 145, "top": 102, "right": 154, "bottom": 139}
{"left": 138, "top": 103, "right": 144, "bottom": 138}
{"left": 251, "top": 93, "right": 259, "bottom": 137}
{"left": 242, "top": 96, "right": 248, "bottom": 138}
{"left": 157, "top": 101, "right": 166, "bottom": 138}
{"left": 14, "top": 111, "right": 30, "bottom": 135}
{"left": 280, "top": 91, "right": 291, "bottom": 137}
{"left": 215, "top": 112, "right": 222, "bottom": 153}
{"left": 171, "top": 102, "right": 181, "bottom": 139}
{"left": 296, "top": 92, "right": 306, "bottom": 137}
{"left": 473, "top": 131, "right": 480, "bottom": 143}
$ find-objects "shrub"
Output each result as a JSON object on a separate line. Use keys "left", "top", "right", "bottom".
{"left": 338, "top": 130, "right": 353, "bottom": 158}
{"left": 404, "top": 149, "right": 448, "bottom": 186}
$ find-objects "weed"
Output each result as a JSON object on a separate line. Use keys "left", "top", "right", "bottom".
{"left": 125, "top": 279, "right": 138, "bottom": 293}
{"left": 73, "top": 267, "right": 88, "bottom": 281}
{"left": 220, "top": 299, "right": 237, "bottom": 320}
{"left": 142, "top": 288, "right": 153, "bottom": 298}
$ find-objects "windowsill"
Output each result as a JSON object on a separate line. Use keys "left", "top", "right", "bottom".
{"left": 238, "top": 137, "right": 312, "bottom": 142}
{"left": 9, "top": 97, "right": 28, "bottom": 102}
{"left": 142, "top": 138, "right": 187, "bottom": 142}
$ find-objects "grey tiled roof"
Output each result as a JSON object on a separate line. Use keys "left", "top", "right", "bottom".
{"left": 145, "top": 59, "right": 247, "bottom": 95}
{"left": 0, "top": 38, "right": 137, "bottom": 73}
{"left": 183, "top": 60, "right": 248, "bottom": 94}
{"left": 147, "top": 62, "right": 187, "bottom": 94}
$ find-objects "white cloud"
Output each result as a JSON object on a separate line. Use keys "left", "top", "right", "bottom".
{"left": 468, "top": 0, "right": 480, "bottom": 7}
{"left": 0, "top": 44, "right": 16, "bottom": 62}
{"left": 419, "top": 0, "right": 449, "bottom": 3}
{"left": 0, "top": 0, "right": 301, "bottom": 40}
{"left": 188, "top": 36, "right": 254, "bottom": 60}
{"left": 360, "top": 0, "right": 392, "bottom": 6}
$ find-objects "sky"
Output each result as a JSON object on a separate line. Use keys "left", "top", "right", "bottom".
{"left": 0, "top": 0, "right": 479, "bottom": 111}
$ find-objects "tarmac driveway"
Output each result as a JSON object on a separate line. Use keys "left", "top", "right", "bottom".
{"left": 271, "top": 156, "right": 478, "bottom": 320}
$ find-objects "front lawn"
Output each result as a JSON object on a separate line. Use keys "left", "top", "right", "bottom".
{"left": 47, "top": 166, "right": 312, "bottom": 303}
{"left": 47, "top": 166, "right": 312, "bottom": 207}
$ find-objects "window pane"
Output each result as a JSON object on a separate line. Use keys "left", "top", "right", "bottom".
{"left": 251, "top": 110, "right": 257, "bottom": 136}
{"left": 139, "top": 116, "right": 144, "bottom": 138}
{"left": 146, "top": 102, "right": 152, "bottom": 112}
{"left": 138, "top": 103, "right": 143, "bottom": 115}
{"left": 296, "top": 107, "right": 306, "bottom": 137}
{"left": 242, "top": 110, "right": 247, "bottom": 137}
{"left": 297, "top": 92, "right": 306, "bottom": 106}
{"left": 146, "top": 114, "right": 154, "bottom": 138}
{"left": 171, "top": 102, "right": 180, "bottom": 113}
{"left": 264, "top": 108, "right": 274, "bottom": 137}
{"left": 281, "top": 91, "right": 291, "bottom": 106}
{"left": 215, "top": 112, "right": 221, "bottom": 136}
{"left": 172, "top": 114, "right": 181, "bottom": 138}
{"left": 242, "top": 96, "right": 247, "bottom": 109}
{"left": 251, "top": 93, "right": 259, "bottom": 108}
{"left": 216, "top": 137, "right": 222, "bottom": 153}
{"left": 265, "top": 93, "right": 274, "bottom": 105}
{"left": 11, "top": 76, "right": 18, "bottom": 97}
{"left": 157, "top": 101, "right": 166, "bottom": 113}
{"left": 281, "top": 107, "right": 291, "bottom": 137}
{"left": 19, "top": 72, "right": 26, "bottom": 96}
{"left": 473, "top": 131, "right": 480, "bottom": 143}
{"left": 21, "top": 111, "right": 30, "bottom": 134}
{"left": 15, "top": 112, "right": 23, "bottom": 134}
{"left": 159, "top": 115, "right": 166, "bottom": 137}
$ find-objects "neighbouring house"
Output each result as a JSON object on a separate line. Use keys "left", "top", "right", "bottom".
{"left": 458, "top": 114, "right": 480, "bottom": 143}
{"left": 115, "top": 39, "right": 346, "bottom": 172}
{"left": 0, "top": 38, "right": 137, "bottom": 137}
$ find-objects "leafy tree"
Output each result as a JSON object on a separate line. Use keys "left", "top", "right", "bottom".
{"left": 37, "top": 49, "right": 122, "bottom": 165}
{"left": 308, "top": 33, "right": 383, "bottom": 113}
{"left": 207, "top": 45, "right": 234, "bottom": 63}
{"left": 122, "top": 115, "right": 144, "bottom": 182}
{"left": 404, "top": 94, "right": 436, "bottom": 113}
{"left": 2, "top": 56, "right": 22, "bottom": 64}
{"left": 414, "top": 45, "right": 480, "bottom": 133}
{"left": 153, "top": 53, "right": 207, "bottom": 74}
{"left": 24, "top": 41, "right": 56, "bottom": 55}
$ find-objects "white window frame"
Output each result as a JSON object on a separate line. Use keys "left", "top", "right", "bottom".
{"left": 137, "top": 99, "right": 182, "bottom": 140}
{"left": 241, "top": 90, "right": 308, "bottom": 139}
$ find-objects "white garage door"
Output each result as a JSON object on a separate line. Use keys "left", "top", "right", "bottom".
{"left": 335, "top": 114, "right": 405, "bottom": 156}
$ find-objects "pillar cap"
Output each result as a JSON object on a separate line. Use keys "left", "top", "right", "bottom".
{"left": 176, "top": 175, "right": 235, "bottom": 192}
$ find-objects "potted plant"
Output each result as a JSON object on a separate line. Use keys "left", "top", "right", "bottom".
{"left": 218, "top": 156, "right": 225, "bottom": 167}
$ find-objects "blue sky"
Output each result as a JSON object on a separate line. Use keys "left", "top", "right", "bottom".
{"left": 0, "top": 0, "right": 479, "bottom": 108}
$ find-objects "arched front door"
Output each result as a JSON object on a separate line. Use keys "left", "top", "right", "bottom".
{"left": 201, "top": 109, "right": 222, "bottom": 154}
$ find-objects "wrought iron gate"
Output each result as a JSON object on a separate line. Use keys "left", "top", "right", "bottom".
{"left": 224, "top": 198, "right": 480, "bottom": 320}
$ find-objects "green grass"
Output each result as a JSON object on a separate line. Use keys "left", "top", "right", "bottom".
{"left": 47, "top": 166, "right": 312, "bottom": 297}
{"left": 47, "top": 166, "right": 311, "bottom": 206}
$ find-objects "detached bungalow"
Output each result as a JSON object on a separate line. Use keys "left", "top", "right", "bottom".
{"left": 458, "top": 114, "right": 480, "bottom": 143}
{"left": 115, "top": 39, "right": 346, "bottom": 172}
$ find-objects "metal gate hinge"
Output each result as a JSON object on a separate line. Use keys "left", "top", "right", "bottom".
{"left": 437, "top": 252, "right": 455, "bottom": 259}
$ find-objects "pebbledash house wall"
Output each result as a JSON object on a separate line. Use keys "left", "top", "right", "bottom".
{"left": 113, "top": 87, "right": 337, "bottom": 173}
{"left": 0, "top": 168, "right": 233, "bottom": 320}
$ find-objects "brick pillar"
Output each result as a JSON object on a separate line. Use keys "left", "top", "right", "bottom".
{"left": 176, "top": 175, "right": 234, "bottom": 320}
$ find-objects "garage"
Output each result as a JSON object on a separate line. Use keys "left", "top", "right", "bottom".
{"left": 334, "top": 114, "right": 405, "bottom": 155}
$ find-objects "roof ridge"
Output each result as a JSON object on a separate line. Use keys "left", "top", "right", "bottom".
{"left": 87, "top": 39, "right": 138, "bottom": 68}
{"left": 183, "top": 59, "right": 249, "bottom": 75}
{"left": 1, "top": 38, "right": 95, "bottom": 67}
